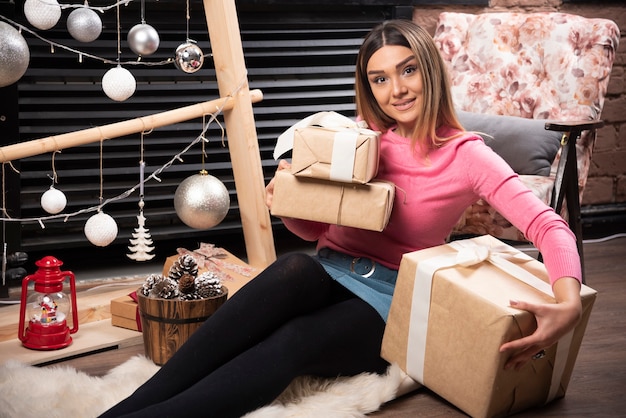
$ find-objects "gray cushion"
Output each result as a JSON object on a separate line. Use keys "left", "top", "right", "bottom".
{"left": 456, "top": 110, "right": 562, "bottom": 176}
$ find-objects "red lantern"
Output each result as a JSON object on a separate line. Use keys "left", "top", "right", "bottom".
{"left": 18, "top": 256, "right": 79, "bottom": 350}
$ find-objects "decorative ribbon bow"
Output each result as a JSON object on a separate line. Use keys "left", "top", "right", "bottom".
{"left": 273, "top": 111, "right": 374, "bottom": 160}
{"left": 273, "top": 112, "right": 378, "bottom": 183}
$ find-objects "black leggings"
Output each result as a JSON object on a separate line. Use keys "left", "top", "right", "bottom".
{"left": 99, "top": 252, "right": 389, "bottom": 418}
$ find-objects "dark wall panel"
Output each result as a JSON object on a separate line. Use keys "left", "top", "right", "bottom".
{"left": 12, "top": 0, "right": 394, "bottom": 253}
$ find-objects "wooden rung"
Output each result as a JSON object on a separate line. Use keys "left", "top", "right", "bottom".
{"left": 0, "top": 89, "right": 263, "bottom": 163}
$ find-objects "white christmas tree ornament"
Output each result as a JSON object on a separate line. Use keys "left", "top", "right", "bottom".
{"left": 127, "top": 210, "right": 155, "bottom": 261}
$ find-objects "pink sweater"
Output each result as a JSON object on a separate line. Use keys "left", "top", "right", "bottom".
{"left": 282, "top": 127, "right": 582, "bottom": 285}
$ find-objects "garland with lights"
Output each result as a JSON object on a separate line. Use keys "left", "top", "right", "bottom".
{"left": 0, "top": 14, "right": 173, "bottom": 67}
{"left": 0, "top": 0, "right": 209, "bottom": 99}
{"left": 0, "top": 0, "right": 246, "bottom": 261}
{"left": 0, "top": 82, "right": 258, "bottom": 256}
{"left": 0, "top": 92, "right": 232, "bottom": 225}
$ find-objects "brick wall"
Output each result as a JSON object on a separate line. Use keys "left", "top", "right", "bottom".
{"left": 411, "top": 0, "right": 626, "bottom": 207}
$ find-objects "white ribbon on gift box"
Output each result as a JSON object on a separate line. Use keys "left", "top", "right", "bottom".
{"left": 329, "top": 130, "right": 358, "bottom": 183}
{"left": 273, "top": 111, "right": 377, "bottom": 183}
{"left": 406, "top": 238, "right": 574, "bottom": 403}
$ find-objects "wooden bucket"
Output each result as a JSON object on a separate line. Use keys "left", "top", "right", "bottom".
{"left": 136, "top": 288, "right": 228, "bottom": 365}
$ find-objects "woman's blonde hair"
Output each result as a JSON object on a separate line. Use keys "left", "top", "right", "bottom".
{"left": 355, "top": 20, "right": 462, "bottom": 151}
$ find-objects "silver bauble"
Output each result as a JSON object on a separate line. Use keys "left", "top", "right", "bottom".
{"left": 67, "top": 7, "right": 102, "bottom": 43}
{"left": 23, "top": 0, "right": 61, "bottom": 30}
{"left": 84, "top": 211, "right": 118, "bottom": 247}
{"left": 102, "top": 65, "right": 136, "bottom": 101}
{"left": 40, "top": 186, "right": 67, "bottom": 214}
{"left": 0, "top": 22, "right": 30, "bottom": 88}
{"left": 127, "top": 23, "right": 160, "bottom": 56}
{"left": 174, "top": 42, "right": 204, "bottom": 74}
{"left": 174, "top": 172, "right": 230, "bottom": 230}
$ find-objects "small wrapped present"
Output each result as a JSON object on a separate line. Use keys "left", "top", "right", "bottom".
{"left": 274, "top": 111, "right": 380, "bottom": 184}
{"left": 381, "top": 235, "right": 596, "bottom": 418}
{"left": 270, "top": 169, "right": 394, "bottom": 232}
{"left": 111, "top": 292, "right": 142, "bottom": 332}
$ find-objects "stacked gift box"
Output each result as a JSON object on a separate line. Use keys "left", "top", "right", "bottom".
{"left": 270, "top": 111, "right": 394, "bottom": 231}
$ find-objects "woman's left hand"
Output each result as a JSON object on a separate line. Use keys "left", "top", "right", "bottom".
{"left": 265, "top": 159, "right": 291, "bottom": 210}
{"left": 499, "top": 276, "right": 582, "bottom": 370}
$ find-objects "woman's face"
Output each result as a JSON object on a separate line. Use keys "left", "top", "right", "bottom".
{"left": 366, "top": 45, "right": 423, "bottom": 138}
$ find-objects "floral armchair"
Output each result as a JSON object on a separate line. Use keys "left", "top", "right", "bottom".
{"left": 433, "top": 12, "right": 619, "bottom": 273}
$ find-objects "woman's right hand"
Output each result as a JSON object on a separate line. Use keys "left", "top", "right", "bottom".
{"left": 265, "top": 159, "right": 291, "bottom": 210}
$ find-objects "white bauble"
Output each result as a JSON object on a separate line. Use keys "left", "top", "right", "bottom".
{"left": 174, "top": 173, "right": 230, "bottom": 230}
{"left": 84, "top": 211, "right": 118, "bottom": 247}
{"left": 0, "top": 22, "right": 30, "bottom": 88}
{"left": 24, "top": 0, "right": 61, "bottom": 30}
{"left": 40, "top": 186, "right": 67, "bottom": 214}
{"left": 67, "top": 7, "right": 102, "bottom": 43}
{"left": 127, "top": 23, "right": 160, "bottom": 56}
{"left": 102, "top": 66, "right": 136, "bottom": 101}
{"left": 173, "top": 42, "right": 204, "bottom": 74}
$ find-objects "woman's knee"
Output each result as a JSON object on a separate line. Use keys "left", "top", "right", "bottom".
{"left": 275, "top": 252, "right": 324, "bottom": 274}
{"left": 266, "top": 252, "right": 331, "bottom": 288}
{"left": 230, "top": 252, "right": 333, "bottom": 312}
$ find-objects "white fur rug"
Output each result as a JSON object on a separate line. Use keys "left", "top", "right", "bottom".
{"left": 0, "top": 355, "right": 420, "bottom": 418}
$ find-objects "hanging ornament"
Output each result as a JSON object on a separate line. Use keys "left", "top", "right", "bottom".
{"left": 127, "top": 0, "right": 159, "bottom": 57}
{"left": 102, "top": 65, "right": 136, "bottom": 101}
{"left": 127, "top": 206, "right": 155, "bottom": 261}
{"left": 174, "top": 41, "right": 204, "bottom": 74}
{"left": 127, "top": 23, "right": 160, "bottom": 56}
{"left": 84, "top": 211, "right": 118, "bottom": 247}
{"left": 102, "top": 1, "right": 136, "bottom": 101}
{"left": 0, "top": 22, "right": 30, "bottom": 88}
{"left": 174, "top": 171, "right": 230, "bottom": 230}
{"left": 84, "top": 137, "right": 117, "bottom": 247}
{"left": 127, "top": 137, "right": 155, "bottom": 261}
{"left": 67, "top": 3, "right": 102, "bottom": 43}
{"left": 174, "top": 0, "right": 203, "bottom": 74}
{"left": 23, "top": 0, "right": 62, "bottom": 30}
{"left": 40, "top": 186, "right": 67, "bottom": 214}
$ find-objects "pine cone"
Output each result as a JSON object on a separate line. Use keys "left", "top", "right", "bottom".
{"left": 141, "top": 273, "right": 164, "bottom": 296}
{"left": 195, "top": 271, "right": 223, "bottom": 298}
{"left": 150, "top": 278, "right": 179, "bottom": 299}
{"left": 168, "top": 254, "right": 199, "bottom": 281}
{"left": 178, "top": 273, "right": 196, "bottom": 295}
{"left": 180, "top": 292, "right": 203, "bottom": 301}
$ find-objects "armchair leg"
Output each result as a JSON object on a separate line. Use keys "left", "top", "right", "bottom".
{"left": 564, "top": 146, "right": 585, "bottom": 284}
{"left": 547, "top": 123, "right": 590, "bottom": 283}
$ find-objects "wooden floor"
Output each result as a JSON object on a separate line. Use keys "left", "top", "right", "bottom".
{"left": 51, "top": 235, "right": 626, "bottom": 417}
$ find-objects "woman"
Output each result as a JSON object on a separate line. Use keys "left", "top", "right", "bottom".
{"left": 100, "top": 20, "right": 582, "bottom": 418}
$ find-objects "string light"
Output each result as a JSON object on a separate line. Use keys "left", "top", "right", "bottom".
{"left": 0, "top": 14, "right": 173, "bottom": 67}
{"left": 41, "top": 0, "right": 133, "bottom": 13}
{"left": 0, "top": 0, "right": 231, "bottom": 232}
{"left": 0, "top": 78, "right": 245, "bottom": 226}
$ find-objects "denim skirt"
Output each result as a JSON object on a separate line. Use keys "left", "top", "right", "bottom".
{"left": 315, "top": 248, "right": 398, "bottom": 321}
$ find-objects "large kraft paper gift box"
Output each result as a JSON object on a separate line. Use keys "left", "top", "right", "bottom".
{"left": 270, "top": 169, "right": 394, "bottom": 232}
{"left": 381, "top": 235, "right": 596, "bottom": 418}
{"left": 274, "top": 111, "right": 380, "bottom": 184}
